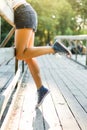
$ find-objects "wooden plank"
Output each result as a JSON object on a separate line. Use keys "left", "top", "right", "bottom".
{"left": 50, "top": 55, "right": 87, "bottom": 110}
{"left": 38, "top": 55, "right": 81, "bottom": 130}
{"left": 18, "top": 73, "right": 37, "bottom": 130}
{"left": 3, "top": 55, "right": 87, "bottom": 130}
{"left": 55, "top": 35, "right": 87, "bottom": 40}
{"left": 6, "top": 70, "right": 45, "bottom": 130}
{"left": 33, "top": 107, "right": 45, "bottom": 130}
{"left": 43, "top": 55, "right": 87, "bottom": 130}
{"left": 37, "top": 60, "right": 62, "bottom": 130}
{"left": 0, "top": 48, "right": 15, "bottom": 65}
{"left": 0, "top": 58, "right": 15, "bottom": 91}
{"left": 0, "top": 0, "right": 14, "bottom": 26}
{"left": 58, "top": 67, "right": 87, "bottom": 112}
{"left": 0, "top": 68, "right": 21, "bottom": 119}
{"left": 0, "top": 73, "right": 14, "bottom": 91}
{"left": 32, "top": 56, "right": 46, "bottom": 130}
{"left": 0, "top": 66, "right": 27, "bottom": 130}
{"left": 43, "top": 72, "right": 80, "bottom": 130}
{"left": 41, "top": 83, "right": 62, "bottom": 130}
{"left": 5, "top": 71, "right": 36, "bottom": 130}
{"left": 65, "top": 63, "right": 87, "bottom": 96}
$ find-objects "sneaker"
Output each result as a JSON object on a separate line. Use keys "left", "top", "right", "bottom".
{"left": 36, "top": 86, "right": 50, "bottom": 108}
{"left": 52, "top": 40, "right": 72, "bottom": 56}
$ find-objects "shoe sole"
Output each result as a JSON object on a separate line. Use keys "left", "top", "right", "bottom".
{"left": 36, "top": 90, "right": 50, "bottom": 109}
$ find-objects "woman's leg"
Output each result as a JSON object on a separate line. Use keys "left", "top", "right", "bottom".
{"left": 15, "top": 28, "right": 71, "bottom": 107}
{"left": 15, "top": 28, "right": 54, "bottom": 60}
{"left": 26, "top": 58, "right": 42, "bottom": 89}
{"left": 15, "top": 28, "right": 49, "bottom": 107}
{"left": 24, "top": 31, "right": 42, "bottom": 89}
{"left": 15, "top": 28, "right": 53, "bottom": 88}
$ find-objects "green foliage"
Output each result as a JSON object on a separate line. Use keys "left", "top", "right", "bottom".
{"left": 55, "top": 0, "right": 76, "bottom": 34}
{"left": 79, "top": 29, "right": 87, "bottom": 34}
{"left": 29, "top": 0, "right": 83, "bottom": 45}
{"left": 1, "top": 0, "right": 87, "bottom": 46}
{"left": 65, "top": 27, "right": 73, "bottom": 35}
{"left": 1, "top": 18, "right": 14, "bottom": 47}
{"left": 66, "top": 0, "right": 87, "bottom": 32}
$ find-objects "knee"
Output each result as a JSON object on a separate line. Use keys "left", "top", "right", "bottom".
{"left": 16, "top": 48, "right": 29, "bottom": 60}
{"left": 15, "top": 49, "right": 23, "bottom": 60}
{"left": 24, "top": 58, "right": 31, "bottom": 64}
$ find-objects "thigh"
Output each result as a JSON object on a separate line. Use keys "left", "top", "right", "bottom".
{"left": 15, "top": 28, "right": 34, "bottom": 53}
{"left": 27, "top": 30, "right": 35, "bottom": 47}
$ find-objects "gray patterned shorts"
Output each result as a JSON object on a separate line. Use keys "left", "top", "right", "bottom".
{"left": 14, "top": 4, "right": 38, "bottom": 32}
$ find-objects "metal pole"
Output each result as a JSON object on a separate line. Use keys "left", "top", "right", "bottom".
{"left": 15, "top": 58, "right": 18, "bottom": 73}
{"left": 22, "top": 61, "right": 24, "bottom": 73}
{"left": 75, "top": 43, "right": 77, "bottom": 61}
{"left": 85, "top": 40, "right": 87, "bottom": 66}
{"left": 0, "top": 17, "right": 1, "bottom": 43}
{"left": 14, "top": 48, "right": 18, "bottom": 73}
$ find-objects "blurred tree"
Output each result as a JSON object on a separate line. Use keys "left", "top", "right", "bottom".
{"left": 1, "top": 0, "right": 87, "bottom": 46}
{"left": 54, "top": 0, "right": 76, "bottom": 35}
{"left": 1, "top": 18, "right": 14, "bottom": 46}
{"left": 67, "top": 0, "right": 87, "bottom": 33}
{"left": 29, "top": 0, "right": 58, "bottom": 45}
{"left": 29, "top": 0, "right": 78, "bottom": 45}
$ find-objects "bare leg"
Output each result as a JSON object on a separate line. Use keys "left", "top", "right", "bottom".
{"left": 24, "top": 31, "right": 42, "bottom": 89}
{"left": 26, "top": 58, "right": 42, "bottom": 89}
{"left": 15, "top": 28, "right": 53, "bottom": 88}
{"left": 15, "top": 28, "right": 71, "bottom": 107}
{"left": 15, "top": 28, "right": 54, "bottom": 60}
{"left": 15, "top": 28, "right": 71, "bottom": 90}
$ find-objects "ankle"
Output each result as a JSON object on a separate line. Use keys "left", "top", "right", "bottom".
{"left": 37, "top": 85, "right": 44, "bottom": 91}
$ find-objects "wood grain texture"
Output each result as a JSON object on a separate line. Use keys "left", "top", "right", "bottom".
{"left": 0, "top": 0, "right": 14, "bottom": 26}
{"left": 5, "top": 55, "right": 87, "bottom": 130}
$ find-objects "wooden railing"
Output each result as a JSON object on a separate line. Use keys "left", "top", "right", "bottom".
{"left": 0, "top": 1, "right": 25, "bottom": 129}
{"left": 0, "top": 0, "right": 14, "bottom": 26}
{"left": 55, "top": 35, "right": 87, "bottom": 66}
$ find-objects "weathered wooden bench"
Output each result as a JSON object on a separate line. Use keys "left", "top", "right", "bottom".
{"left": 0, "top": 1, "right": 25, "bottom": 129}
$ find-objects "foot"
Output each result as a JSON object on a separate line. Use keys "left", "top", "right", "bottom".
{"left": 52, "top": 40, "right": 72, "bottom": 57}
{"left": 36, "top": 86, "right": 50, "bottom": 108}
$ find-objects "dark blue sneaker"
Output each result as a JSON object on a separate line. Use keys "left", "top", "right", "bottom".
{"left": 36, "top": 86, "right": 50, "bottom": 108}
{"left": 52, "top": 40, "right": 72, "bottom": 56}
